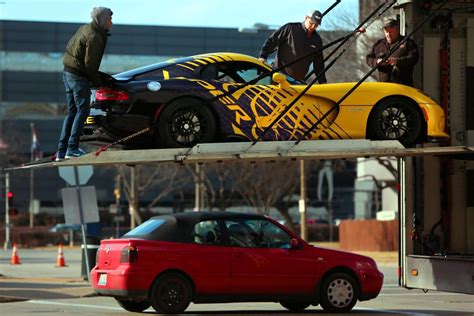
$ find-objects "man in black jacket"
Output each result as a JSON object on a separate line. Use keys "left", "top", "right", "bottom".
{"left": 366, "top": 18, "right": 418, "bottom": 87}
{"left": 56, "top": 7, "right": 113, "bottom": 160}
{"left": 258, "top": 10, "right": 327, "bottom": 83}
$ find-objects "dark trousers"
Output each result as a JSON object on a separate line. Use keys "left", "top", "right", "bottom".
{"left": 57, "top": 71, "right": 91, "bottom": 154}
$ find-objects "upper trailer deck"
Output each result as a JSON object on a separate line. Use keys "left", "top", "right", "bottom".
{"left": 7, "top": 140, "right": 474, "bottom": 170}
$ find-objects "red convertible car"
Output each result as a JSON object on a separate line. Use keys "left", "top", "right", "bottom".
{"left": 91, "top": 212, "right": 383, "bottom": 313}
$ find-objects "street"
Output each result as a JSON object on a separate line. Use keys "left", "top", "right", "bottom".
{"left": 1, "top": 248, "right": 473, "bottom": 315}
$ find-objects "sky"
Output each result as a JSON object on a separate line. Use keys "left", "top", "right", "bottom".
{"left": 0, "top": 0, "right": 358, "bottom": 30}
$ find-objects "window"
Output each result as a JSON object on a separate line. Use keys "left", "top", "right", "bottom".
{"left": 193, "top": 220, "right": 224, "bottom": 246}
{"left": 200, "top": 65, "right": 218, "bottom": 80}
{"left": 217, "top": 70, "right": 236, "bottom": 83}
{"left": 224, "top": 219, "right": 292, "bottom": 248}
{"left": 236, "top": 68, "right": 271, "bottom": 85}
{"left": 201, "top": 62, "right": 273, "bottom": 85}
{"left": 124, "top": 219, "right": 165, "bottom": 236}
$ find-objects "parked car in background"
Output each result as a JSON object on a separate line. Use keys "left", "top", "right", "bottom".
{"left": 82, "top": 52, "right": 448, "bottom": 149}
{"left": 91, "top": 211, "right": 383, "bottom": 313}
{"left": 48, "top": 223, "right": 82, "bottom": 246}
{"left": 49, "top": 223, "right": 81, "bottom": 233}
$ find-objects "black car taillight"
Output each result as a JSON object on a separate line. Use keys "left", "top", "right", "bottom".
{"left": 120, "top": 245, "right": 138, "bottom": 263}
{"left": 96, "top": 88, "right": 129, "bottom": 101}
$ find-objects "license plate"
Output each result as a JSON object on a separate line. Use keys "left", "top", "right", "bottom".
{"left": 98, "top": 273, "right": 107, "bottom": 286}
{"left": 85, "top": 116, "right": 96, "bottom": 125}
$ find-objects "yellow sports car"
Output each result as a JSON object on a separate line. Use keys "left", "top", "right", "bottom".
{"left": 83, "top": 52, "right": 448, "bottom": 148}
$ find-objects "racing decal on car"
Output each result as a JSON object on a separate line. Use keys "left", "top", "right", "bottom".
{"left": 191, "top": 78, "right": 347, "bottom": 141}
{"left": 179, "top": 53, "right": 347, "bottom": 141}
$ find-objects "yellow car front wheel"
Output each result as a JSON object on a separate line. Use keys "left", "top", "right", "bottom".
{"left": 368, "top": 97, "right": 424, "bottom": 147}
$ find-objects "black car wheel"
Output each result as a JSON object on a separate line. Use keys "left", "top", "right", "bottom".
{"left": 115, "top": 298, "right": 150, "bottom": 312}
{"left": 368, "top": 97, "right": 424, "bottom": 147}
{"left": 320, "top": 272, "right": 358, "bottom": 313}
{"left": 157, "top": 98, "right": 216, "bottom": 148}
{"left": 150, "top": 272, "right": 193, "bottom": 314}
{"left": 280, "top": 301, "right": 311, "bottom": 312}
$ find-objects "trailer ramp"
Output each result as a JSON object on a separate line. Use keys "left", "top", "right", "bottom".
{"left": 8, "top": 139, "right": 473, "bottom": 170}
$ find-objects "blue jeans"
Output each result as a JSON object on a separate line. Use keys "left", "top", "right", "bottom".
{"left": 57, "top": 71, "right": 91, "bottom": 153}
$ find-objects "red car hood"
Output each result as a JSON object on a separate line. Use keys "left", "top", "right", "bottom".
{"left": 309, "top": 245, "right": 379, "bottom": 269}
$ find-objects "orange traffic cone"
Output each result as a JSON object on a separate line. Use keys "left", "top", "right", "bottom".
{"left": 56, "top": 243, "right": 67, "bottom": 267}
{"left": 10, "top": 243, "right": 21, "bottom": 265}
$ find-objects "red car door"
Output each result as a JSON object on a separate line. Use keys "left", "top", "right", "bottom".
{"left": 188, "top": 220, "right": 231, "bottom": 294}
{"left": 226, "top": 219, "right": 316, "bottom": 295}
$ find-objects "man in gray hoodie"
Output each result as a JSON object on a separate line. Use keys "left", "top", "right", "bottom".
{"left": 56, "top": 7, "right": 113, "bottom": 160}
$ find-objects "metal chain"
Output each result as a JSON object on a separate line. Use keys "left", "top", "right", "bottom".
{"left": 95, "top": 127, "right": 151, "bottom": 156}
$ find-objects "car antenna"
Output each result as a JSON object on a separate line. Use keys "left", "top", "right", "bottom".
{"left": 291, "top": 0, "right": 449, "bottom": 148}
{"left": 250, "top": 0, "right": 396, "bottom": 145}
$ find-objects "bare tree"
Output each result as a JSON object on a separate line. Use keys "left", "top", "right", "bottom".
{"left": 356, "top": 157, "right": 398, "bottom": 215}
{"left": 186, "top": 163, "right": 239, "bottom": 212}
{"left": 357, "top": 157, "right": 398, "bottom": 191}
{"left": 273, "top": 178, "right": 300, "bottom": 232}
{"left": 184, "top": 160, "right": 302, "bottom": 228}
{"left": 321, "top": 7, "right": 385, "bottom": 83}
{"left": 0, "top": 122, "right": 29, "bottom": 168}
{"left": 230, "top": 160, "right": 300, "bottom": 216}
{"left": 117, "top": 163, "right": 191, "bottom": 224}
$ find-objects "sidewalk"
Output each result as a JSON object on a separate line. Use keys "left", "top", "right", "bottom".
{"left": 0, "top": 277, "right": 93, "bottom": 303}
{"left": 0, "top": 246, "right": 93, "bottom": 302}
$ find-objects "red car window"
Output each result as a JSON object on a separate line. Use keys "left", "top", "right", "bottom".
{"left": 225, "top": 219, "right": 292, "bottom": 249}
{"left": 124, "top": 219, "right": 165, "bottom": 236}
{"left": 193, "top": 220, "right": 224, "bottom": 246}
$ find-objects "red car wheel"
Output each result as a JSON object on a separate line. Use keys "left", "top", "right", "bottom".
{"left": 320, "top": 272, "right": 358, "bottom": 313}
{"left": 115, "top": 298, "right": 150, "bottom": 312}
{"left": 150, "top": 272, "right": 193, "bottom": 314}
{"left": 280, "top": 301, "right": 311, "bottom": 312}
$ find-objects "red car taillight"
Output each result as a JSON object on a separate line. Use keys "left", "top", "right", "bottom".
{"left": 96, "top": 88, "right": 129, "bottom": 101}
{"left": 120, "top": 245, "right": 138, "bottom": 263}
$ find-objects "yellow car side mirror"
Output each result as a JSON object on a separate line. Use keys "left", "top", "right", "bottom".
{"left": 272, "top": 73, "right": 290, "bottom": 89}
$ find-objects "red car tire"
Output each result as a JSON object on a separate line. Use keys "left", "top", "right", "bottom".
{"left": 280, "top": 301, "right": 311, "bottom": 312}
{"left": 320, "top": 272, "right": 359, "bottom": 313}
{"left": 150, "top": 272, "right": 193, "bottom": 314}
{"left": 115, "top": 298, "right": 150, "bottom": 312}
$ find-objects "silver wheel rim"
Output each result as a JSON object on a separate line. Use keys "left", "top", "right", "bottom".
{"left": 326, "top": 278, "right": 354, "bottom": 308}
